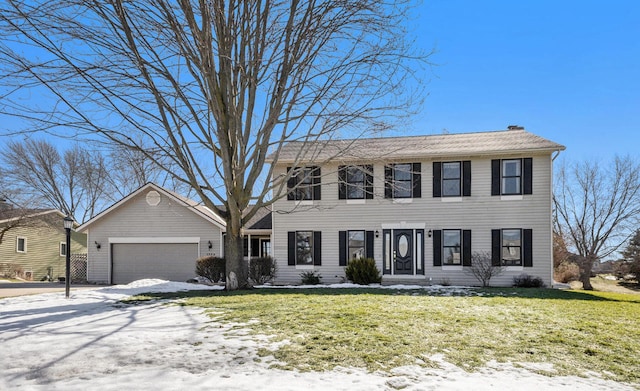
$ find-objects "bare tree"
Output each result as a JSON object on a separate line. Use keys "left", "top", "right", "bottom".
{"left": 105, "top": 142, "right": 189, "bottom": 201}
{"left": 1, "top": 139, "right": 110, "bottom": 222}
{"left": 0, "top": 1, "right": 429, "bottom": 289}
{"left": 554, "top": 156, "right": 640, "bottom": 290}
{"left": 465, "top": 251, "right": 503, "bottom": 287}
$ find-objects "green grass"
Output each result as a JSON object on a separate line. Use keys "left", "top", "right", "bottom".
{"left": 127, "top": 288, "right": 640, "bottom": 384}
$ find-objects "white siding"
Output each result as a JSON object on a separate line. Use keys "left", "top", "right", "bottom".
{"left": 272, "top": 154, "right": 555, "bottom": 287}
{"left": 86, "top": 189, "right": 222, "bottom": 283}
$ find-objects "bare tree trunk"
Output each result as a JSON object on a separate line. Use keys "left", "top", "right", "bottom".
{"left": 577, "top": 256, "right": 594, "bottom": 290}
{"left": 224, "top": 222, "right": 249, "bottom": 290}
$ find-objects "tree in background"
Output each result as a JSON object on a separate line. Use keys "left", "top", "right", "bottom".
{"left": 621, "top": 229, "right": 640, "bottom": 282}
{"left": 553, "top": 230, "right": 579, "bottom": 283}
{"left": 1, "top": 139, "right": 109, "bottom": 222}
{"left": 0, "top": 1, "right": 429, "bottom": 289}
{"left": 554, "top": 156, "right": 640, "bottom": 290}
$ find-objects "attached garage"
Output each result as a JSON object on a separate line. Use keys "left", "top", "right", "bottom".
{"left": 111, "top": 241, "right": 199, "bottom": 285}
{"left": 77, "top": 183, "right": 226, "bottom": 285}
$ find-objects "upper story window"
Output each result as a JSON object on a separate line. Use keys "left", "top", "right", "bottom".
{"left": 339, "top": 165, "right": 373, "bottom": 200}
{"left": 433, "top": 161, "right": 471, "bottom": 197}
{"left": 385, "top": 163, "right": 421, "bottom": 199}
{"left": 287, "top": 166, "right": 321, "bottom": 201}
{"left": 491, "top": 158, "right": 532, "bottom": 196}
{"left": 502, "top": 160, "right": 521, "bottom": 195}
{"left": 60, "top": 242, "right": 67, "bottom": 257}
{"left": 16, "top": 237, "right": 27, "bottom": 253}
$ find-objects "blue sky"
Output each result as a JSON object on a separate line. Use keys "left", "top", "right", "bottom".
{"left": 403, "top": 0, "right": 639, "bottom": 161}
{"left": 2, "top": 1, "right": 637, "bottom": 163}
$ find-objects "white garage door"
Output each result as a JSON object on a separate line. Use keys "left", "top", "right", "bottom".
{"left": 111, "top": 243, "right": 198, "bottom": 284}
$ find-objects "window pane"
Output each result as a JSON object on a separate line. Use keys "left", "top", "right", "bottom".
{"left": 347, "top": 186, "right": 364, "bottom": 199}
{"left": 502, "top": 230, "right": 521, "bottom": 245}
{"left": 503, "top": 160, "right": 521, "bottom": 176}
{"left": 443, "top": 179, "right": 461, "bottom": 196}
{"left": 296, "top": 231, "right": 313, "bottom": 265}
{"left": 347, "top": 167, "right": 364, "bottom": 183}
{"left": 442, "top": 162, "right": 460, "bottom": 179}
{"left": 348, "top": 230, "right": 365, "bottom": 260}
{"left": 443, "top": 230, "right": 460, "bottom": 246}
{"left": 394, "top": 164, "right": 412, "bottom": 181}
{"left": 502, "top": 177, "right": 520, "bottom": 194}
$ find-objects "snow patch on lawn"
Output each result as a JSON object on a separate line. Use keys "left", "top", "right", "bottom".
{"left": 0, "top": 279, "right": 634, "bottom": 390}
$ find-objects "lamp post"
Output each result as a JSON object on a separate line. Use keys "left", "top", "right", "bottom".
{"left": 63, "top": 215, "right": 74, "bottom": 298}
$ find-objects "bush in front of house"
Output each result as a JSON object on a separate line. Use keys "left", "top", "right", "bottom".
{"left": 300, "top": 270, "right": 322, "bottom": 285}
{"left": 513, "top": 273, "right": 546, "bottom": 288}
{"left": 345, "top": 257, "right": 382, "bottom": 285}
{"left": 249, "top": 256, "right": 277, "bottom": 284}
{"left": 196, "top": 256, "right": 225, "bottom": 283}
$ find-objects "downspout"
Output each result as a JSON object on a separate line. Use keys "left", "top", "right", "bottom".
{"left": 550, "top": 149, "right": 561, "bottom": 286}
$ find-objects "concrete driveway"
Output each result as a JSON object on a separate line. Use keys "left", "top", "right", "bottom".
{"left": 0, "top": 282, "right": 100, "bottom": 298}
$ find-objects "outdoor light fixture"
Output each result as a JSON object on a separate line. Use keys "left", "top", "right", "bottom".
{"left": 94, "top": 241, "right": 101, "bottom": 250}
{"left": 63, "top": 215, "right": 74, "bottom": 299}
{"left": 208, "top": 240, "right": 212, "bottom": 249}
{"left": 375, "top": 230, "right": 380, "bottom": 238}
{"left": 428, "top": 230, "right": 432, "bottom": 238}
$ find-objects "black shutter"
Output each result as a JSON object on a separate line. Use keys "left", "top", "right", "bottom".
{"left": 462, "top": 161, "right": 471, "bottom": 197}
{"left": 491, "top": 160, "right": 501, "bottom": 196}
{"left": 338, "top": 166, "right": 347, "bottom": 200}
{"left": 491, "top": 229, "right": 501, "bottom": 266}
{"left": 365, "top": 231, "right": 374, "bottom": 259}
{"left": 462, "top": 230, "right": 472, "bottom": 266}
{"left": 412, "top": 163, "right": 421, "bottom": 198}
{"left": 384, "top": 165, "right": 393, "bottom": 198}
{"left": 287, "top": 167, "right": 296, "bottom": 200}
{"left": 288, "top": 231, "right": 296, "bottom": 265}
{"left": 339, "top": 231, "right": 347, "bottom": 266}
{"left": 523, "top": 158, "right": 533, "bottom": 195}
{"left": 365, "top": 165, "right": 374, "bottom": 199}
{"left": 433, "top": 230, "right": 442, "bottom": 266}
{"left": 433, "top": 162, "right": 442, "bottom": 198}
{"left": 523, "top": 229, "right": 533, "bottom": 267}
{"left": 313, "top": 231, "right": 322, "bottom": 266}
{"left": 312, "top": 167, "right": 321, "bottom": 200}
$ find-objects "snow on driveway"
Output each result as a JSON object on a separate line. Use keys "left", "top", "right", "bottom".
{"left": 0, "top": 279, "right": 634, "bottom": 390}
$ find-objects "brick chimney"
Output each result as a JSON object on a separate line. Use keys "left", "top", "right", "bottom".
{"left": 507, "top": 125, "right": 524, "bottom": 130}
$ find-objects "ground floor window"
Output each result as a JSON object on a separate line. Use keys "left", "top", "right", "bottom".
{"left": 288, "top": 231, "right": 322, "bottom": 266}
{"left": 492, "top": 228, "right": 532, "bottom": 267}
{"left": 443, "top": 230, "right": 461, "bottom": 265}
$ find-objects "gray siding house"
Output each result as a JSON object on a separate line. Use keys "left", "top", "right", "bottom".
{"left": 267, "top": 127, "right": 565, "bottom": 287}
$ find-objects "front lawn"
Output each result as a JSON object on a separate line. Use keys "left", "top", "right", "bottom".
{"left": 133, "top": 287, "right": 640, "bottom": 384}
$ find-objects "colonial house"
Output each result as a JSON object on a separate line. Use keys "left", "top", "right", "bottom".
{"left": 0, "top": 207, "right": 87, "bottom": 281}
{"left": 267, "top": 126, "right": 565, "bottom": 287}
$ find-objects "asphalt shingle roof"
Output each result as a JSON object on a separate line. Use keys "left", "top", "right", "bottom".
{"left": 267, "top": 128, "right": 565, "bottom": 164}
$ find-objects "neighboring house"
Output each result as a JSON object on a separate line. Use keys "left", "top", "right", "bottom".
{"left": 0, "top": 207, "right": 87, "bottom": 281}
{"left": 77, "top": 183, "right": 227, "bottom": 285}
{"left": 267, "top": 126, "right": 565, "bottom": 287}
{"left": 78, "top": 183, "right": 274, "bottom": 285}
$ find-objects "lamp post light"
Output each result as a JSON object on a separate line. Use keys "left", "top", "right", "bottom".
{"left": 63, "top": 215, "right": 74, "bottom": 298}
